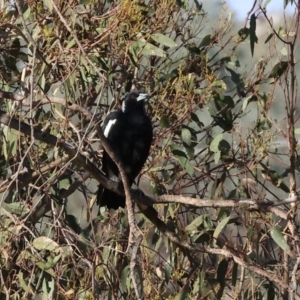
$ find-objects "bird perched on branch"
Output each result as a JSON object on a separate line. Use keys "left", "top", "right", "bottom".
{"left": 97, "top": 90, "right": 153, "bottom": 209}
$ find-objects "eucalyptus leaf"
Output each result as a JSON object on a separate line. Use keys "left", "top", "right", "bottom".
{"left": 210, "top": 134, "right": 223, "bottom": 152}
{"left": 181, "top": 128, "right": 192, "bottom": 146}
{"left": 270, "top": 226, "right": 290, "bottom": 251}
{"left": 213, "top": 216, "right": 231, "bottom": 242}
{"left": 265, "top": 33, "right": 274, "bottom": 43}
{"left": 185, "top": 215, "right": 204, "bottom": 231}
{"left": 32, "top": 236, "right": 61, "bottom": 253}
{"left": 132, "top": 40, "right": 166, "bottom": 57}
{"left": 151, "top": 33, "right": 177, "bottom": 47}
{"left": 250, "top": 13, "right": 258, "bottom": 56}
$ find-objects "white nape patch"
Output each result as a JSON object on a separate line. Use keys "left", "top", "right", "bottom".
{"left": 122, "top": 100, "right": 126, "bottom": 112}
{"left": 104, "top": 119, "right": 117, "bottom": 137}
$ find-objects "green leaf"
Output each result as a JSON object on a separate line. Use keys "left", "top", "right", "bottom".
{"left": 2, "top": 202, "right": 29, "bottom": 216}
{"left": 132, "top": 40, "right": 166, "bottom": 57}
{"left": 18, "top": 272, "right": 32, "bottom": 293}
{"left": 227, "top": 189, "right": 237, "bottom": 200}
{"left": 128, "top": 48, "right": 138, "bottom": 67}
{"left": 44, "top": 277, "right": 55, "bottom": 298}
{"left": 165, "top": 261, "right": 173, "bottom": 284}
{"left": 191, "top": 112, "right": 204, "bottom": 128}
{"left": 213, "top": 151, "right": 221, "bottom": 164}
{"left": 67, "top": 39, "right": 76, "bottom": 49}
{"left": 59, "top": 178, "right": 70, "bottom": 190}
{"left": 102, "top": 244, "right": 112, "bottom": 265}
{"left": 270, "top": 226, "right": 290, "bottom": 251}
{"left": 185, "top": 215, "right": 204, "bottom": 231}
{"left": 151, "top": 231, "right": 160, "bottom": 245}
{"left": 265, "top": 33, "right": 274, "bottom": 43}
{"left": 242, "top": 94, "right": 258, "bottom": 111}
{"left": 181, "top": 128, "right": 192, "bottom": 146}
{"left": 284, "top": 0, "right": 294, "bottom": 8}
{"left": 267, "top": 283, "right": 275, "bottom": 300}
{"left": 214, "top": 94, "right": 234, "bottom": 112}
{"left": 159, "top": 69, "right": 179, "bottom": 82}
{"left": 278, "top": 26, "right": 285, "bottom": 37}
{"left": 225, "top": 67, "right": 245, "bottom": 97}
{"left": 151, "top": 33, "right": 177, "bottom": 48}
{"left": 174, "top": 284, "right": 189, "bottom": 300}
{"left": 281, "top": 47, "right": 288, "bottom": 56}
{"left": 216, "top": 259, "right": 228, "bottom": 298}
{"left": 199, "top": 34, "right": 212, "bottom": 48}
{"left": 268, "top": 61, "right": 288, "bottom": 79}
{"left": 177, "top": 156, "right": 194, "bottom": 176}
{"left": 213, "top": 216, "right": 231, "bottom": 242}
{"left": 160, "top": 115, "right": 171, "bottom": 128}
{"left": 210, "top": 134, "right": 223, "bottom": 152}
{"left": 172, "top": 149, "right": 187, "bottom": 159}
{"left": 211, "top": 80, "right": 226, "bottom": 89}
{"left": 43, "top": 0, "right": 53, "bottom": 12}
{"left": 263, "top": 0, "right": 272, "bottom": 8}
{"left": 142, "top": 42, "right": 166, "bottom": 57}
{"left": 193, "top": 231, "right": 212, "bottom": 243}
{"left": 211, "top": 172, "right": 226, "bottom": 199}
{"left": 32, "top": 236, "right": 61, "bottom": 253}
{"left": 217, "top": 259, "right": 228, "bottom": 283}
{"left": 193, "top": 0, "right": 202, "bottom": 11}
{"left": 171, "top": 146, "right": 194, "bottom": 176}
{"left": 78, "top": 290, "right": 93, "bottom": 300}
{"left": 238, "top": 27, "right": 250, "bottom": 40}
{"left": 186, "top": 43, "right": 201, "bottom": 55}
{"left": 176, "top": 0, "right": 189, "bottom": 9}
{"left": 225, "top": 67, "right": 242, "bottom": 85}
{"left": 121, "top": 266, "right": 129, "bottom": 293}
{"left": 218, "top": 139, "right": 231, "bottom": 155}
{"left": 184, "top": 144, "right": 194, "bottom": 159}
{"left": 2, "top": 126, "right": 18, "bottom": 160}
{"left": 250, "top": 13, "right": 258, "bottom": 56}
{"left": 40, "top": 255, "right": 61, "bottom": 270}
{"left": 66, "top": 214, "right": 81, "bottom": 234}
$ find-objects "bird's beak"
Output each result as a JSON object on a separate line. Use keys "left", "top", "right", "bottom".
{"left": 137, "top": 93, "right": 149, "bottom": 101}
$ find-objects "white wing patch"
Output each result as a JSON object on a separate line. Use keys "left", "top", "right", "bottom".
{"left": 104, "top": 119, "right": 117, "bottom": 137}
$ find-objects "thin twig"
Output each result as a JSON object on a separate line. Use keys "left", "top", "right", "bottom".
{"left": 1, "top": 110, "right": 299, "bottom": 298}
{"left": 291, "top": 257, "right": 300, "bottom": 300}
{"left": 206, "top": 247, "right": 300, "bottom": 300}
{"left": 0, "top": 110, "right": 298, "bottom": 216}
{"left": 50, "top": 0, "right": 107, "bottom": 81}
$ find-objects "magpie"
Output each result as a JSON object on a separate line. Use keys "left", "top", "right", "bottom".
{"left": 97, "top": 90, "right": 153, "bottom": 209}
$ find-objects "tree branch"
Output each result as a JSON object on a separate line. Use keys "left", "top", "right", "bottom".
{"left": 0, "top": 107, "right": 297, "bottom": 216}
{"left": 206, "top": 246, "right": 300, "bottom": 300}
{"left": 1, "top": 110, "right": 299, "bottom": 298}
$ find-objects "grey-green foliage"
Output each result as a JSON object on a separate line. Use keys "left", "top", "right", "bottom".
{"left": 0, "top": 0, "right": 299, "bottom": 299}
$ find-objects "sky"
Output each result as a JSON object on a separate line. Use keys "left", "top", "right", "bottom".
{"left": 226, "top": 0, "right": 295, "bottom": 20}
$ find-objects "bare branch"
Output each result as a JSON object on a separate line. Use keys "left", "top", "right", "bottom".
{"left": 206, "top": 247, "right": 300, "bottom": 300}
{"left": 50, "top": 0, "right": 107, "bottom": 81}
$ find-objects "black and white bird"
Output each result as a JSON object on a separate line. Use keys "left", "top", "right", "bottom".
{"left": 97, "top": 90, "right": 153, "bottom": 209}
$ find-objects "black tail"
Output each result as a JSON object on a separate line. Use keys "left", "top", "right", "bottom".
{"left": 97, "top": 187, "right": 125, "bottom": 209}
